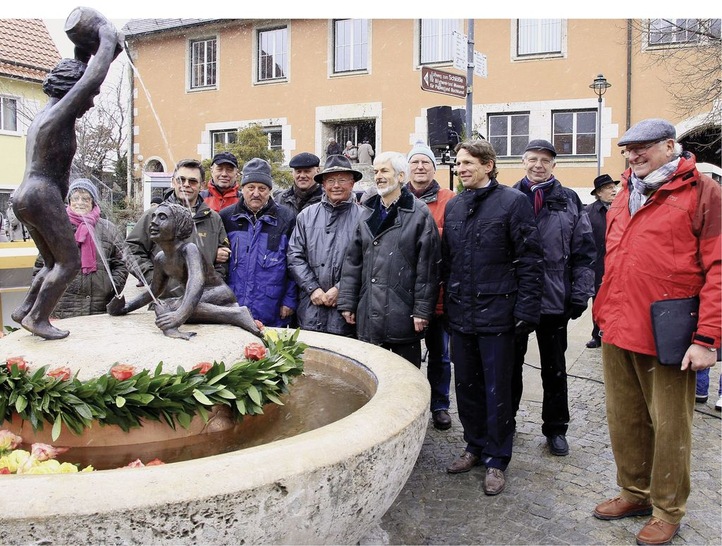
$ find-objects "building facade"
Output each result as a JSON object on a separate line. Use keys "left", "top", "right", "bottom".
{"left": 124, "top": 18, "right": 720, "bottom": 198}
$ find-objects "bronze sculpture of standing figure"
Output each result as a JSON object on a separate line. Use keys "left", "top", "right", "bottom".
{"left": 11, "top": 10, "right": 123, "bottom": 339}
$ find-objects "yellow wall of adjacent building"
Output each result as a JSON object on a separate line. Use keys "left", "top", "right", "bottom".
{"left": 127, "top": 18, "right": 717, "bottom": 195}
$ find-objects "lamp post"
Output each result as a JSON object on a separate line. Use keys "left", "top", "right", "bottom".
{"left": 589, "top": 74, "right": 611, "bottom": 177}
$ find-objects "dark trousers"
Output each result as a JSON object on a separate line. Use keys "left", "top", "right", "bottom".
{"left": 512, "top": 313, "right": 570, "bottom": 437}
{"left": 451, "top": 330, "right": 514, "bottom": 470}
{"left": 590, "top": 295, "right": 601, "bottom": 342}
{"left": 425, "top": 315, "right": 451, "bottom": 412}
{"left": 382, "top": 340, "right": 422, "bottom": 368}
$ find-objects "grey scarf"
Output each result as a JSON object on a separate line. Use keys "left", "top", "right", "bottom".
{"left": 628, "top": 158, "right": 680, "bottom": 216}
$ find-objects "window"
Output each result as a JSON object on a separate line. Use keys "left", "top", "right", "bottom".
{"left": 552, "top": 110, "right": 597, "bottom": 156}
{"left": 190, "top": 38, "right": 217, "bottom": 89}
{"left": 334, "top": 19, "right": 368, "bottom": 73}
{"left": 258, "top": 27, "right": 288, "bottom": 81}
{"left": 488, "top": 113, "right": 529, "bottom": 157}
{"left": 419, "top": 19, "right": 458, "bottom": 64}
{"left": 211, "top": 130, "right": 237, "bottom": 156}
{"left": 649, "top": 19, "right": 705, "bottom": 45}
{"left": 517, "top": 19, "right": 562, "bottom": 56}
{"left": 263, "top": 126, "right": 282, "bottom": 151}
{"left": 1, "top": 96, "right": 18, "bottom": 132}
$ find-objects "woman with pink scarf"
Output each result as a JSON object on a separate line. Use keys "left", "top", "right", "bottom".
{"left": 32, "top": 179, "right": 128, "bottom": 318}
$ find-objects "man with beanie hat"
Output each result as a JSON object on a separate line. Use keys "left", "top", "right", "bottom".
{"left": 511, "top": 139, "right": 596, "bottom": 458}
{"left": 407, "top": 141, "right": 456, "bottom": 431}
{"left": 127, "top": 158, "right": 230, "bottom": 297}
{"left": 201, "top": 151, "right": 241, "bottom": 212}
{"left": 274, "top": 152, "right": 323, "bottom": 216}
{"left": 220, "top": 158, "right": 297, "bottom": 327}
{"left": 592, "top": 119, "right": 720, "bottom": 545}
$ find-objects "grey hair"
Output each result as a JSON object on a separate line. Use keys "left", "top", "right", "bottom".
{"left": 374, "top": 151, "right": 409, "bottom": 179}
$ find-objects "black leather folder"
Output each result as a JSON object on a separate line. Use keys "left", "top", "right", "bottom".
{"left": 650, "top": 297, "right": 699, "bottom": 366}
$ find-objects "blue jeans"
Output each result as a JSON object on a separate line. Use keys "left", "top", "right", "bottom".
{"left": 425, "top": 315, "right": 451, "bottom": 412}
{"left": 696, "top": 368, "right": 722, "bottom": 396}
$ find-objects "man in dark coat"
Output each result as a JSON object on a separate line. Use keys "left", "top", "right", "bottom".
{"left": 512, "top": 139, "right": 596, "bottom": 458}
{"left": 442, "top": 139, "right": 543, "bottom": 495}
{"left": 273, "top": 152, "right": 323, "bottom": 215}
{"left": 585, "top": 173, "right": 618, "bottom": 348}
{"left": 338, "top": 151, "right": 440, "bottom": 367}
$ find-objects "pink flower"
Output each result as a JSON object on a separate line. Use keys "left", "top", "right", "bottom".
{"left": 0, "top": 467, "right": 10, "bottom": 474}
{"left": 6, "top": 356, "right": 27, "bottom": 372}
{"left": 0, "top": 430, "right": 23, "bottom": 451}
{"left": 244, "top": 342, "right": 267, "bottom": 361}
{"left": 192, "top": 362, "right": 212, "bottom": 375}
{"left": 110, "top": 364, "right": 136, "bottom": 381}
{"left": 30, "top": 443, "right": 69, "bottom": 462}
{"left": 254, "top": 319, "right": 265, "bottom": 331}
{"left": 47, "top": 367, "right": 72, "bottom": 381}
{"left": 145, "top": 458, "right": 165, "bottom": 466}
{"left": 124, "top": 458, "right": 145, "bottom": 468}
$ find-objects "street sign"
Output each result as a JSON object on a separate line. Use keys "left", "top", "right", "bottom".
{"left": 452, "top": 30, "right": 466, "bottom": 71}
{"left": 474, "top": 52, "right": 488, "bottom": 78}
{"left": 421, "top": 67, "right": 467, "bottom": 99}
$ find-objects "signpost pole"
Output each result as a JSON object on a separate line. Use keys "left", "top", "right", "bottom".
{"left": 466, "top": 20, "right": 474, "bottom": 140}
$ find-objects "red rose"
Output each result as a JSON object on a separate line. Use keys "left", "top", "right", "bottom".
{"left": 244, "top": 342, "right": 267, "bottom": 361}
{"left": 48, "top": 367, "right": 72, "bottom": 381}
{"left": 110, "top": 364, "right": 136, "bottom": 381}
{"left": 145, "top": 458, "right": 165, "bottom": 466}
{"left": 0, "top": 468, "right": 10, "bottom": 474}
{"left": 192, "top": 362, "right": 212, "bottom": 375}
{"left": 6, "top": 356, "right": 27, "bottom": 372}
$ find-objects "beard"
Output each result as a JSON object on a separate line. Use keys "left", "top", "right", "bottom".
{"left": 377, "top": 179, "right": 400, "bottom": 197}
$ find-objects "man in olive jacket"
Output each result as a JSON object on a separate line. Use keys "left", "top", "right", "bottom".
{"left": 338, "top": 151, "right": 440, "bottom": 367}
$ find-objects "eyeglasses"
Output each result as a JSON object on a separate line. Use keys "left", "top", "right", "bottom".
{"left": 620, "top": 139, "right": 666, "bottom": 158}
{"left": 69, "top": 195, "right": 93, "bottom": 203}
{"left": 323, "top": 177, "right": 354, "bottom": 186}
{"left": 175, "top": 176, "right": 200, "bottom": 186}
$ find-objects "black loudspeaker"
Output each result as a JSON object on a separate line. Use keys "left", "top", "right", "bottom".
{"left": 450, "top": 108, "right": 465, "bottom": 145}
{"left": 427, "top": 106, "right": 453, "bottom": 148}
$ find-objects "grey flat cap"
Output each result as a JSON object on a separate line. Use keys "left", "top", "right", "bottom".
{"left": 618, "top": 119, "right": 676, "bottom": 146}
{"left": 524, "top": 139, "right": 557, "bottom": 157}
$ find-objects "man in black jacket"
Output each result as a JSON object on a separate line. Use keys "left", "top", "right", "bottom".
{"left": 585, "top": 174, "right": 618, "bottom": 348}
{"left": 442, "top": 140, "right": 543, "bottom": 495}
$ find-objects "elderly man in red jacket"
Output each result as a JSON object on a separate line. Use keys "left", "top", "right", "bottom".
{"left": 592, "top": 119, "right": 721, "bottom": 546}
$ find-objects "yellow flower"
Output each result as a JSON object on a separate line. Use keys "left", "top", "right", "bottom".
{"left": 0, "top": 449, "right": 30, "bottom": 473}
{"left": 81, "top": 465, "right": 94, "bottom": 472}
{"left": 263, "top": 329, "right": 279, "bottom": 343}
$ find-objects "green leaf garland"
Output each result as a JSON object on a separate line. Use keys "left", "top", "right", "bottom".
{"left": 0, "top": 330, "right": 306, "bottom": 441}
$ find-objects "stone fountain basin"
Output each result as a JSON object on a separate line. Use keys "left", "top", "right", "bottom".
{"left": 0, "top": 312, "right": 430, "bottom": 545}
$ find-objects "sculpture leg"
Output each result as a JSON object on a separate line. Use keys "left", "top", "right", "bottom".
{"left": 190, "top": 303, "right": 263, "bottom": 338}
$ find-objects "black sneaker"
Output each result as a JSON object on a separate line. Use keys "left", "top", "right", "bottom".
{"left": 695, "top": 395, "right": 708, "bottom": 404}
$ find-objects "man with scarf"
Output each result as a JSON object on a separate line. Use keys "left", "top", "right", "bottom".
{"left": 406, "top": 141, "right": 456, "bottom": 431}
{"left": 33, "top": 179, "right": 127, "bottom": 319}
{"left": 127, "top": 158, "right": 229, "bottom": 298}
{"left": 200, "top": 151, "right": 241, "bottom": 213}
{"left": 592, "top": 119, "right": 720, "bottom": 546}
{"left": 274, "top": 152, "right": 323, "bottom": 216}
{"left": 512, "top": 139, "right": 596, "bottom": 457}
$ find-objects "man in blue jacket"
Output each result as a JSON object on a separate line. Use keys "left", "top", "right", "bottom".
{"left": 512, "top": 139, "right": 596, "bottom": 457}
{"left": 219, "top": 158, "right": 297, "bottom": 327}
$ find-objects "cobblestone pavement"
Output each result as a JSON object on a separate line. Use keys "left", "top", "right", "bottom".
{"left": 370, "top": 311, "right": 722, "bottom": 545}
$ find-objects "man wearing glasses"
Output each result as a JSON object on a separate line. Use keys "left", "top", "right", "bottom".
{"left": 592, "top": 119, "right": 720, "bottom": 545}
{"left": 511, "top": 139, "right": 596, "bottom": 458}
{"left": 127, "top": 158, "right": 230, "bottom": 297}
{"left": 287, "top": 155, "right": 364, "bottom": 336}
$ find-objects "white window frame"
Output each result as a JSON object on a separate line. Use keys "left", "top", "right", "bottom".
{"left": 512, "top": 19, "right": 567, "bottom": 60}
{"left": 211, "top": 129, "right": 238, "bottom": 156}
{"left": 552, "top": 110, "right": 597, "bottom": 157}
{"left": 263, "top": 126, "right": 283, "bottom": 151}
{"left": 0, "top": 95, "right": 19, "bottom": 133}
{"left": 257, "top": 26, "right": 289, "bottom": 83}
{"left": 419, "top": 19, "right": 460, "bottom": 65}
{"left": 333, "top": 19, "right": 369, "bottom": 74}
{"left": 189, "top": 37, "right": 217, "bottom": 90}
{"left": 488, "top": 113, "right": 530, "bottom": 157}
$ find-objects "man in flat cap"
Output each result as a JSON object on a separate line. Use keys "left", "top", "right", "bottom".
{"left": 201, "top": 151, "right": 241, "bottom": 213}
{"left": 592, "top": 119, "right": 720, "bottom": 546}
{"left": 287, "top": 155, "right": 364, "bottom": 336}
{"left": 585, "top": 174, "right": 618, "bottom": 349}
{"left": 512, "top": 139, "right": 596, "bottom": 457}
{"left": 275, "top": 152, "right": 323, "bottom": 215}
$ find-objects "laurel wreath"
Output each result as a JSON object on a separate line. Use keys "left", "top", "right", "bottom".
{"left": 0, "top": 329, "right": 306, "bottom": 441}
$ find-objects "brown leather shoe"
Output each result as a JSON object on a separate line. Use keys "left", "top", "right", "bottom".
{"left": 483, "top": 468, "right": 505, "bottom": 495}
{"left": 636, "top": 517, "right": 680, "bottom": 545}
{"left": 432, "top": 409, "right": 452, "bottom": 430}
{"left": 446, "top": 451, "right": 481, "bottom": 474}
{"left": 593, "top": 496, "right": 653, "bottom": 520}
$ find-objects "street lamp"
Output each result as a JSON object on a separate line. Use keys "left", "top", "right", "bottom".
{"left": 589, "top": 74, "right": 611, "bottom": 177}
